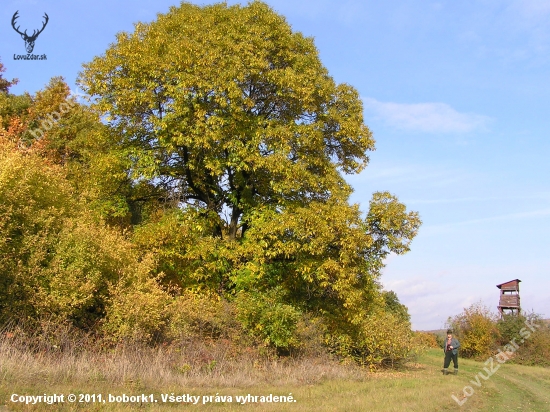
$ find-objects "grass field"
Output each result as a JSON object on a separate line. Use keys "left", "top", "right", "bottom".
{"left": 1, "top": 348, "right": 549, "bottom": 411}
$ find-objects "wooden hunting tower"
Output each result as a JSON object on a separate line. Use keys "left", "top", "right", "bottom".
{"left": 497, "top": 279, "right": 521, "bottom": 316}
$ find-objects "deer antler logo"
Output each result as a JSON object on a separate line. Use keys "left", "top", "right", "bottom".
{"left": 11, "top": 11, "right": 49, "bottom": 54}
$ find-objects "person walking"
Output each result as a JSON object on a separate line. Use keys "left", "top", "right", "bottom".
{"left": 442, "top": 329, "right": 460, "bottom": 375}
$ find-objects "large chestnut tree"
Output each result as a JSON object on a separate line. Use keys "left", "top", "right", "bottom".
{"left": 78, "top": 1, "right": 421, "bottom": 343}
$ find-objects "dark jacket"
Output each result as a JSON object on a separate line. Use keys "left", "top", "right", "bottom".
{"left": 443, "top": 337, "right": 460, "bottom": 355}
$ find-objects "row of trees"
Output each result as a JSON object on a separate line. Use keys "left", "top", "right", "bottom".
{"left": 0, "top": 2, "right": 421, "bottom": 366}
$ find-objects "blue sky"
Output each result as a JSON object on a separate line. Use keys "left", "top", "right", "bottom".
{"left": 1, "top": 0, "right": 548, "bottom": 330}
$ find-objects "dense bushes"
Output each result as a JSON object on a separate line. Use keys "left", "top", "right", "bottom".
{"left": 412, "top": 331, "right": 439, "bottom": 349}
{"left": 0, "top": 136, "right": 419, "bottom": 363}
{"left": 236, "top": 289, "right": 302, "bottom": 350}
{"left": 0, "top": 139, "right": 75, "bottom": 321}
{"left": 447, "top": 303, "right": 550, "bottom": 367}
{"left": 326, "top": 311, "right": 415, "bottom": 368}
{"left": 515, "top": 321, "right": 550, "bottom": 367}
{"left": 447, "top": 303, "right": 500, "bottom": 359}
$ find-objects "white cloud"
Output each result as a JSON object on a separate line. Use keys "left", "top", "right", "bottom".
{"left": 383, "top": 264, "right": 550, "bottom": 330}
{"left": 347, "top": 161, "right": 478, "bottom": 190}
{"left": 380, "top": 274, "right": 469, "bottom": 330}
{"left": 362, "top": 97, "right": 491, "bottom": 133}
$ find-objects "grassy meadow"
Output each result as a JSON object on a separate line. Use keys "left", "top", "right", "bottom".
{"left": 1, "top": 339, "right": 549, "bottom": 412}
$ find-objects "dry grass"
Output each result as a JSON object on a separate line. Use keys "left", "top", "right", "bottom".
{"left": 2, "top": 322, "right": 548, "bottom": 411}
{"left": 0, "top": 321, "right": 366, "bottom": 391}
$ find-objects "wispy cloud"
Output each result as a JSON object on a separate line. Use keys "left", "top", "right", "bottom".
{"left": 423, "top": 208, "right": 550, "bottom": 235}
{"left": 455, "top": 1, "right": 550, "bottom": 65}
{"left": 362, "top": 97, "right": 492, "bottom": 133}
{"left": 381, "top": 263, "right": 550, "bottom": 329}
{"left": 405, "top": 192, "right": 550, "bottom": 205}
{"left": 381, "top": 274, "right": 478, "bottom": 330}
{"left": 348, "top": 162, "right": 477, "bottom": 188}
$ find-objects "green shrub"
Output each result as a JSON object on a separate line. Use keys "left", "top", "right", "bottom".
{"left": 294, "top": 314, "right": 327, "bottom": 356}
{"left": 235, "top": 289, "right": 301, "bottom": 350}
{"left": 327, "top": 311, "right": 416, "bottom": 368}
{"left": 515, "top": 325, "right": 550, "bottom": 367}
{"left": 506, "top": 315, "right": 550, "bottom": 367}
{"left": 383, "top": 290, "right": 411, "bottom": 324}
{"left": 447, "top": 303, "right": 500, "bottom": 359}
{"left": 165, "top": 291, "right": 237, "bottom": 341}
{"left": 497, "top": 313, "right": 530, "bottom": 345}
{"left": 412, "top": 331, "right": 439, "bottom": 349}
{"left": 0, "top": 142, "right": 75, "bottom": 321}
{"left": 38, "top": 216, "right": 139, "bottom": 328}
{"left": 101, "top": 255, "right": 171, "bottom": 343}
{"left": 434, "top": 332, "right": 445, "bottom": 349}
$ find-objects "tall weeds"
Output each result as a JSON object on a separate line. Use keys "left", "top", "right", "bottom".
{"left": 0, "top": 319, "right": 366, "bottom": 390}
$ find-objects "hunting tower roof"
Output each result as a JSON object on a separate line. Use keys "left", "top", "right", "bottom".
{"left": 496, "top": 279, "right": 521, "bottom": 289}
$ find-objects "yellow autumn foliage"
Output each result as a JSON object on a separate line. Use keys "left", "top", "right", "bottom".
{"left": 447, "top": 303, "right": 500, "bottom": 359}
